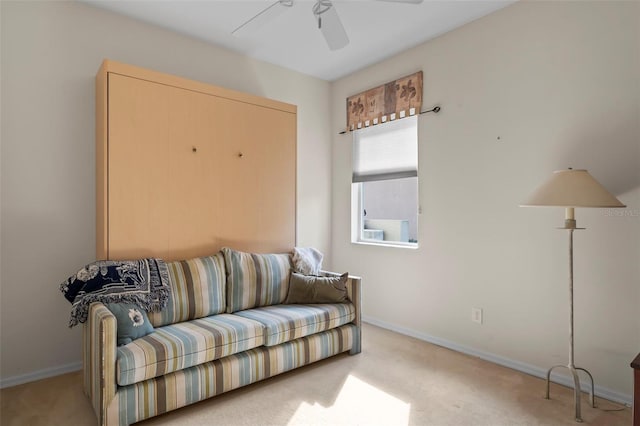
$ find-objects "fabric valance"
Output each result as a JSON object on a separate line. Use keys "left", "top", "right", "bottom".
{"left": 346, "top": 71, "right": 423, "bottom": 132}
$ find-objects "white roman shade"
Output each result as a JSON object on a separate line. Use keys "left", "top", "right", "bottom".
{"left": 352, "top": 115, "right": 418, "bottom": 183}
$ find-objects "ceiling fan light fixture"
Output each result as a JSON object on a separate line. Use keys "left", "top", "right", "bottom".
{"left": 312, "top": 0, "right": 333, "bottom": 17}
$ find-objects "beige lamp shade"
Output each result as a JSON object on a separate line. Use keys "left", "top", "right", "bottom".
{"left": 521, "top": 169, "right": 625, "bottom": 208}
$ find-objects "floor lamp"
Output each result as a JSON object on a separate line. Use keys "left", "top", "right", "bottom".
{"left": 520, "top": 168, "right": 625, "bottom": 422}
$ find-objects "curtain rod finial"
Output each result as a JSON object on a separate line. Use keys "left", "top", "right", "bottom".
{"left": 419, "top": 105, "right": 441, "bottom": 115}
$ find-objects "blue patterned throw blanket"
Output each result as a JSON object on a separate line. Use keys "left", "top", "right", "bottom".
{"left": 60, "top": 258, "right": 170, "bottom": 327}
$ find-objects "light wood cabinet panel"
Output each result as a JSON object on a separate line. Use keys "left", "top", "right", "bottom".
{"left": 107, "top": 74, "right": 172, "bottom": 259}
{"left": 96, "top": 60, "right": 296, "bottom": 261}
{"left": 165, "top": 84, "right": 223, "bottom": 259}
{"left": 214, "top": 98, "right": 297, "bottom": 254}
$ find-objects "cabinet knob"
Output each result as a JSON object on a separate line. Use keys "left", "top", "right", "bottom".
{"left": 192, "top": 147, "right": 197, "bottom": 153}
{"left": 238, "top": 152, "right": 244, "bottom": 158}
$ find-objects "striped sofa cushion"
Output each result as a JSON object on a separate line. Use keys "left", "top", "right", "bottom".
{"left": 234, "top": 303, "right": 355, "bottom": 346}
{"left": 222, "top": 248, "right": 292, "bottom": 313}
{"left": 116, "top": 314, "right": 264, "bottom": 386}
{"left": 148, "top": 253, "right": 226, "bottom": 327}
{"left": 106, "top": 325, "right": 357, "bottom": 425}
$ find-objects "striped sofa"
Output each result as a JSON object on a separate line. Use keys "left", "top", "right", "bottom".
{"left": 83, "top": 248, "right": 361, "bottom": 426}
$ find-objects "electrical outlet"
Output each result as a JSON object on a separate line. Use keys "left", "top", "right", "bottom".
{"left": 471, "top": 307, "right": 483, "bottom": 324}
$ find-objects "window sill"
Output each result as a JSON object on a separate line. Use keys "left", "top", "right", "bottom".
{"left": 351, "top": 240, "right": 418, "bottom": 250}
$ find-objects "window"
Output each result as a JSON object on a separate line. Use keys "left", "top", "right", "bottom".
{"left": 351, "top": 116, "right": 418, "bottom": 247}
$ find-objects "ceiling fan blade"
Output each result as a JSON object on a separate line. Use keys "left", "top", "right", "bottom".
{"left": 232, "top": 1, "right": 293, "bottom": 37}
{"left": 316, "top": 2, "right": 349, "bottom": 51}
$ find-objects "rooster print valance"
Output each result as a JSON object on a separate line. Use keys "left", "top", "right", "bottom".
{"left": 346, "top": 71, "right": 423, "bottom": 132}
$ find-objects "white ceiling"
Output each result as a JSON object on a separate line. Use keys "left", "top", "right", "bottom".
{"left": 84, "top": 0, "right": 515, "bottom": 81}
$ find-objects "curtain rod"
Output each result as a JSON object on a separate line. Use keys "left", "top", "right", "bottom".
{"left": 338, "top": 105, "right": 441, "bottom": 135}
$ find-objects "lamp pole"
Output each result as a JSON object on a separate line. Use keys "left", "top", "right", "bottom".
{"left": 544, "top": 211, "right": 595, "bottom": 422}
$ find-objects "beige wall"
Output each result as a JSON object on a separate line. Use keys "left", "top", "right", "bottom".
{"left": 331, "top": 1, "right": 639, "bottom": 400}
{"left": 0, "top": 1, "right": 331, "bottom": 384}
{"left": 1, "top": 0, "right": 638, "bottom": 403}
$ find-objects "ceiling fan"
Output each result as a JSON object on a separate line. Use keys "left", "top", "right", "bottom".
{"left": 232, "top": 0, "right": 424, "bottom": 51}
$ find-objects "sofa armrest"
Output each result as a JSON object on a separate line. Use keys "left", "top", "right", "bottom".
{"left": 321, "top": 270, "right": 362, "bottom": 354}
{"left": 83, "top": 302, "right": 117, "bottom": 425}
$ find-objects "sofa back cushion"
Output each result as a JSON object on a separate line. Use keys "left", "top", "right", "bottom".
{"left": 148, "top": 253, "right": 226, "bottom": 327}
{"left": 222, "top": 247, "right": 292, "bottom": 313}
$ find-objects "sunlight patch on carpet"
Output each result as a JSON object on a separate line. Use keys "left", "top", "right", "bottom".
{"left": 287, "top": 374, "right": 411, "bottom": 425}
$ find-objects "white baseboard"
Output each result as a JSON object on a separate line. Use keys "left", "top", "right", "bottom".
{"left": 0, "top": 320, "right": 633, "bottom": 406}
{"left": 362, "top": 315, "right": 633, "bottom": 407}
{"left": 0, "top": 361, "right": 82, "bottom": 389}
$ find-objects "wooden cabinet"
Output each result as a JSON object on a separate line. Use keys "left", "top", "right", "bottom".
{"left": 96, "top": 60, "right": 296, "bottom": 261}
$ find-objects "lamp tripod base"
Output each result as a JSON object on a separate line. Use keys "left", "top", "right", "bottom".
{"left": 545, "top": 364, "right": 595, "bottom": 422}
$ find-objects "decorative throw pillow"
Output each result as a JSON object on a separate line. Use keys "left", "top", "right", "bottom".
{"left": 285, "top": 272, "right": 349, "bottom": 304}
{"left": 222, "top": 247, "right": 292, "bottom": 313}
{"left": 147, "top": 252, "right": 227, "bottom": 328}
{"left": 105, "top": 303, "right": 154, "bottom": 346}
{"left": 291, "top": 247, "right": 323, "bottom": 276}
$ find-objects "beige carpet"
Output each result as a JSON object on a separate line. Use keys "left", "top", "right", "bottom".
{"left": 0, "top": 323, "right": 631, "bottom": 426}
